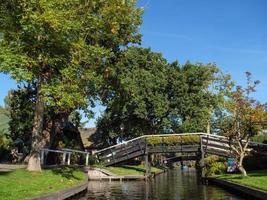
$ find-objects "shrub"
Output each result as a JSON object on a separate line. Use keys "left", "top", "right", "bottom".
{"left": 146, "top": 135, "right": 200, "bottom": 146}
{"left": 204, "top": 155, "right": 227, "bottom": 176}
{"left": 146, "top": 137, "right": 163, "bottom": 146}
{"left": 252, "top": 135, "right": 267, "bottom": 144}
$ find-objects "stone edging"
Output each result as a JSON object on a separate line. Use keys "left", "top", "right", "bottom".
{"left": 26, "top": 179, "right": 88, "bottom": 200}
{"left": 207, "top": 177, "right": 267, "bottom": 200}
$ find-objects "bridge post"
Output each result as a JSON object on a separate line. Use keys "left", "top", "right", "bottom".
{"left": 144, "top": 141, "right": 151, "bottom": 176}
{"left": 62, "top": 152, "right": 66, "bottom": 165}
{"left": 86, "top": 153, "right": 89, "bottom": 166}
{"left": 199, "top": 135, "right": 206, "bottom": 182}
{"left": 145, "top": 153, "right": 151, "bottom": 176}
{"left": 40, "top": 149, "right": 44, "bottom": 166}
{"left": 67, "top": 152, "right": 71, "bottom": 165}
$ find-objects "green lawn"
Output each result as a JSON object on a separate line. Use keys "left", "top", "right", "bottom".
{"left": 102, "top": 164, "right": 163, "bottom": 175}
{"left": 217, "top": 170, "right": 267, "bottom": 191}
{"left": 0, "top": 167, "right": 87, "bottom": 200}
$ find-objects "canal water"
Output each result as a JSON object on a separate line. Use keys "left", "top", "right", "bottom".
{"left": 82, "top": 169, "right": 244, "bottom": 200}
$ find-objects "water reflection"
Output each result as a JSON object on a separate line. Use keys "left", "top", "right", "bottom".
{"left": 83, "top": 169, "right": 244, "bottom": 200}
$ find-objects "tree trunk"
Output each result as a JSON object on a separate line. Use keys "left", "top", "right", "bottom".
{"left": 237, "top": 153, "right": 247, "bottom": 176}
{"left": 27, "top": 79, "right": 44, "bottom": 171}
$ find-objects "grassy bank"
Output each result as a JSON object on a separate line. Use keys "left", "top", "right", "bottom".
{"left": 101, "top": 164, "right": 163, "bottom": 175}
{"left": 0, "top": 167, "right": 86, "bottom": 200}
{"left": 217, "top": 170, "right": 267, "bottom": 191}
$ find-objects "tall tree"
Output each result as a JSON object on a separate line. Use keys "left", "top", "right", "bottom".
{"left": 0, "top": 0, "right": 142, "bottom": 171}
{"left": 96, "top": 47, "right": 225, "bottom": 145}
{"left": 97, "top": 47, "right": 169, "bottom": 145}
{"left": 166, "top": 62, "right": 223, "bottom": 133}
{"left": 220, "top": 72, "right": 267, "bottom": 176}
{"left": 5, "top": 84, "right": 36, "bottom": 154}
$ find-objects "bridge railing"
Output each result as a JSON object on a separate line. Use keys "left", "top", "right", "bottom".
{"left": 95, "top": 132, "right": 205, "bottom": 154}
{"left": 94, "top": 133, "right": 206, "bottom": 164}
{"left": 40, "top": 148, "right": 90, "bottom": 166}
{"left": 39, "top": 133, "right": 267, "bottom": 167}
{"left": 201, "top": 134, "right": 267, "bottom": 157}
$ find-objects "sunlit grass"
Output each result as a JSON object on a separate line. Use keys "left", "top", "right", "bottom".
{"left": 217, "top": 170, "right": 267, "bottom": 191}
{"left": 0, "top": 167, "right": 86, "bottom": 200}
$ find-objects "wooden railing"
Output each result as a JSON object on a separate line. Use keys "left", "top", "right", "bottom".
{"left": 40, "top": 148, "right": 90, "bottom": 166}
{"left": 40, "top": 133, "right": 267, "bottom": 167}
{"left": 95, "top": 133, "right": 204, "bottom": 166}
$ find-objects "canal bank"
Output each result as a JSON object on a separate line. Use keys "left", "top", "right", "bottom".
{"left": 84, "top": 169, "right": 244, "bottom": 200}
{"left": 207, "top": 177, "right": 267, "bottom": 200}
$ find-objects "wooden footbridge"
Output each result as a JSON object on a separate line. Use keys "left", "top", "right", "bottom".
{"left": 94, "top": 133, "right": 266, "bottom": 166}
{"left": 41, "top": 133, "right": 267, "bottom": 175}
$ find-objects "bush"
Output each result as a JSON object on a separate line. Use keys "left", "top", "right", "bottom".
{"left": 0, "top": 129, "right": 11, "bottom": 162}
{"left": 146, "top": 137, "right": 163, "bottom": 146}
{"left": 204, "top": 155, "right": 227, "bottom": 176}
{"left": 146, "top": 135, "right": 200, "bottom": 146}
{"left": 88, "top": 155, "right": 97, "bottom": 165}
{"left": 252, "top": 135, "right": 267, "bottom": 144}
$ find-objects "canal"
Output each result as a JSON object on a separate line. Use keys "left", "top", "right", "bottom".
{"left": 82, "top": 169, "right": 244, "bottom": 200}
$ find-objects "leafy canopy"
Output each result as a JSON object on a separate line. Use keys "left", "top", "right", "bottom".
{"left": 96, "top": 47, "right": 225, "bottom": 145}
{"left": 0, "top": 0, "right": 143, "bottom": 112}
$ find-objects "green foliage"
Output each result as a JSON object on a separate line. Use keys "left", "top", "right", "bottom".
{"left": 0, "top": 1, "right": 143, "bottom": 164}
{"left": 0, "top": 0, "right": 143, "bottom": 111}
{"left": 204, "top": 155, "right": 226, "bottom": 176}
{"left": 219, "top": 72, "right": 267, "bottom": 176}
{"left": 146, "top": 137, "right": 163, "bottom": 146}
{"left": 168, "top": 62, "right": 222, "bottom": 133}
{"left": 5, "top": 84, "right": 35, "bottom": 152}
{"left": 0, "top": 107, "right": 9, "bottom": 132}
{"left": 146, "top": 135, "right": 200, "bottom": 146}
{"left": 0, "top": 106, "right": 11, "bottom": 159}
{"left": 0, "top": 167, "right": 86, "bottom": 200}
{"left": 252, "top": 135, "right": 267, "bottom": 144}
{"left": 97, "top": 47, "right": 224, "bottom": 144}
{"left": 87, "top": 155, "right": 97, "bottom": 166}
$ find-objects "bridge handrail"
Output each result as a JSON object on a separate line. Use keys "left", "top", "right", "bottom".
{"left": 62, "top": 148, "right": 89, "bottom": 154}
{"left": 94, "top": 132, "right": 207, "bottom": 154}
{"left": 201, "top": 135, "right": 267, "bottom": 147}
{"left": 42, "top": 148, "right": 88, "bottom": 155}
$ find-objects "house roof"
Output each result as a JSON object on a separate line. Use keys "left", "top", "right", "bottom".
{"left": 79, "top": 128, "right": 102, "bottom": 149}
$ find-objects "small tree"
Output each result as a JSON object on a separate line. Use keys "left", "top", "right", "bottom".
{"left": 220, "top": 72, "right": 267, "bottom": 176}
{"left": 0, "top": 0, "right": 143, "bottom": 171}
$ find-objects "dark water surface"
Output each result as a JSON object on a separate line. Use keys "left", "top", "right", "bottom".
{"left": 82, "top": 169, "right": 244, "bottom": 200}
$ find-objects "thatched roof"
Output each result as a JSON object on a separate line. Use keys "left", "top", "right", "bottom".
{"left": 79, "top": 128, "right": 102, "bottom": 149}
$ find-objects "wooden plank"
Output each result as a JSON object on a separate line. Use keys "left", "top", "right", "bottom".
{"left": 202, "top": 137, "right": 229, "bottom": 145}
{"left": 202, "top": 141, "right": 231, "bottom": 151}
{"left": 98, "top": 143, "right": 145, "bottom": 161}
{"left": 205, "top": 149, "right": 232, "bottom": 157}
{"left": 147, "top": 145, "right": 199, "bottom": 153}
{"left": 111, "top": 144, "right": 145, "bottom": 159}
{"left": 105, "top": 150, "right": 145, "bottom": 166}
{"left": 165, "top": 155, "right": 197, "bottom": 162}
{"left": 97, "top": 140, "right": 145, "bottom": 157}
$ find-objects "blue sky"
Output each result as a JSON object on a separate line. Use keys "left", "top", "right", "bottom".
{"left": 1, "top": 0, "right": 267, "bottom": 126}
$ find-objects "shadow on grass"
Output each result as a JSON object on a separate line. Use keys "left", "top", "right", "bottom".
{"left": 119, "top": 165, "right": 146, "bottom": 173}
{"left": 51, "top": 166, "right": 81, "bottom": 180}
{"left": 0, "top": 171, "right": 12, "bottom": 176}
